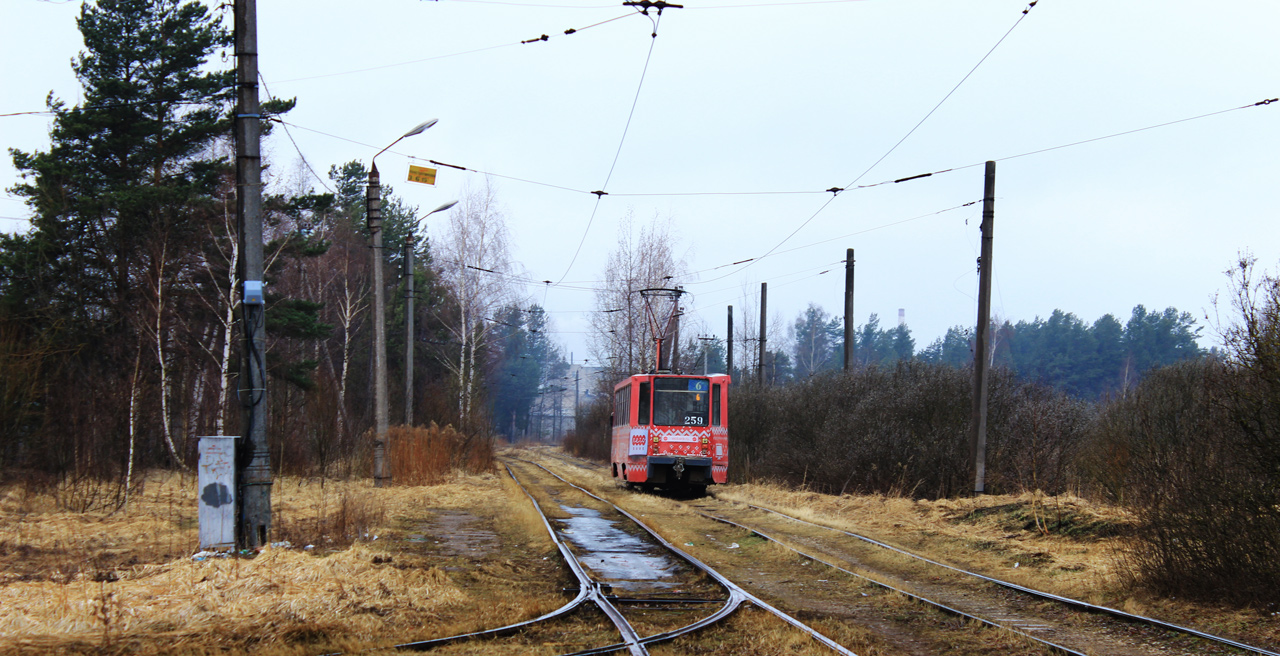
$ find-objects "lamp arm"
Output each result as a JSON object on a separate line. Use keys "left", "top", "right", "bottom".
{"left": 372, "top": 135, "right": 406, "bottom": 166}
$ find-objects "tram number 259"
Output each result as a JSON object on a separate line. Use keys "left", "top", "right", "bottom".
{"left": 683, "top": 415, "right": 705, "bottom": 426}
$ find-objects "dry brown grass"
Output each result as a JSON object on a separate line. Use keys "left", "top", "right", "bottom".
{"left": 0, "top": 468, "right": 560, "bottom": 654}
{"left": 713, "top": 481, "right": 1280, "bottom": 650}
{"left": 1, "top": 544, "right": 465, "bottom": 652}
{"left": 715, "top": 482, "right": 1131, "bottom": 600}
{"left": 0, "top": 470, "right": 200, "bottom": 584}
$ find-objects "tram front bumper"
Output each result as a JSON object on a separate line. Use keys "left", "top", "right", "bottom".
{"left": 647, "top": 456, "right": 713, "bottom": 484}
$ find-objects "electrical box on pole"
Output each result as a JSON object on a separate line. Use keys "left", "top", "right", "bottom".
{"left": 242, "top": 280, "right": 263, "bottom": 305}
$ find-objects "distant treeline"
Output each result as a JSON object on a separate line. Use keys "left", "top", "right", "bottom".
{"left": 921, "top": 305, "right": 1204, "bottom": 398}
{"left": 713, "top": 302, "right": 1205, "bottom": 399}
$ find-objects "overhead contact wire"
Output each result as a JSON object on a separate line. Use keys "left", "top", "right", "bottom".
{"left": 521, "top": 12, "right": 634, "bottom": 43}
{"left": 692, "top": 1, "right": 1039, "bottom": 287}
{"left": 553, "top": 9, "right": 664, "bottom": 286}
{"left": 990, "top": 97, "right": 1278, "bottom": 165}
{"left": 427, "top": 159, "right": 593, "bottom": 195}
{"left": 270, "top": 96, "right": 1269, "bottom": 203}
{"left": 260, "top": 74, "right": 334, "bottom": 193}
{"left": 440, "top": 0, "right": 616, "bottom": 7}
{"left": 844, "top": 1, "right": 1038, "bottom": 189}
{"left": 275, "top": 12, "right": 635, "bottom": 84}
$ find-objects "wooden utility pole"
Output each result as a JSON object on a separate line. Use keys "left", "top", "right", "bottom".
{"left": 970, "top": 161, "right": 996, "bottom": 494}
{"left": 844, "top": 248, "right": 855, "bottom": 371}
{"left": 758, "top": 282, "right": 767, "bottom": 386}
{"left": 726, "top": 305, "right": 734, "bottom": 379}
{"left": 234, "top": 0, "right": 271, "bottom": 549}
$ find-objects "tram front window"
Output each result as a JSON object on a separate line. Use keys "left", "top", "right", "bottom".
{"left": 653, "top": 377, "right": 711, "bottom": 427}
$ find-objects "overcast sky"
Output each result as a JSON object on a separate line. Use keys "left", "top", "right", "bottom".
{"left": 4, "top": 0, "right": 1278, "bottom": 364}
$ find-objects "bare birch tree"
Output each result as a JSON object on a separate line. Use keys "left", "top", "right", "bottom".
{"left": 192, "top": 194, "right": 239, "bottom": 436}
{"left": 589, "top": 212, "right": 685, "bottom": 382}
{"left": 732, "top": 280, "right": 761, "bottom": 380}
{"left": 434, "top": 180, "right": 519, "bottom": 429}
{"left": 317, "top": 223, "right": 368, "bottom": 450}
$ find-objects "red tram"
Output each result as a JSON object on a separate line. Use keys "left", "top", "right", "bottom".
{"left": 610, "top": 373, "right": 729, "bottom": 494}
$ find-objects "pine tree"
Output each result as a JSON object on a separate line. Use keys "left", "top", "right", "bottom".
{"left": 8, "top": 0, "right": 233, "bottom": 327}
{"left": 2, "top": 0, "right": 234, "bottom": 474}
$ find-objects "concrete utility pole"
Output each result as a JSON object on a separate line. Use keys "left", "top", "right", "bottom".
{"left": 367, "top": 164, "right": 391, "bottom": 487}
{"left": 402, "top": 200, "right": 455, "bottom": 428}
{"left": 758, "top": 282, "right": 767, "bottom": 386}
{"left": 726, "top": 306, "right": 734, "bottom": 379}
{"left": 403, "top": 233, "right": 416, "bottom": 426}
{"left": 671, "top": 287, "right": 682, "bottom": 373}
{"left": 970, "top": 161, "right": 996, "bottom": 495}
{"left": 368, "top": 120, "right": 436, "bottom": 487}
{"left": 697, "top": 336, "right": 715, "bottom": 375}
{"left": 844, "top": 248, "right": 855, "bottom": 371}
{"left": 554, "top": 392, "right": 562, "bottom": 441}
{"left": 234, "top": 0, "right": 271, "bottom": 549}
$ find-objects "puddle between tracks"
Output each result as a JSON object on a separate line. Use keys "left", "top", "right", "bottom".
{"left": 556, "top": 506, "right": 681, "bottom": 592}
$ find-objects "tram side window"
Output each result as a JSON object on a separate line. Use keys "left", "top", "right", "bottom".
{"left": 653, "top": 377, "right": 710, "bottom": 427}
{"left": 638, "top": 382, "right": 651, "bottom": 426}
{"left": 711, "top": 384, "right": 721, "bottom": 426}
{"left": 614, "top": 386, "right": 631, "bottom": 426}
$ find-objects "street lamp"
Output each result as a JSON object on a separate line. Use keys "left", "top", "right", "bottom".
{"left": 368, "top": 118, "right": 437, "bottom": 488}
{"left": 404, "top": 199, "right": 457, "bottom": 426}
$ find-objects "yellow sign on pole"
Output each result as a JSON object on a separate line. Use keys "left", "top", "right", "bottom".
{"left": 407, "top": 165, "right": 437, "bottom": 186}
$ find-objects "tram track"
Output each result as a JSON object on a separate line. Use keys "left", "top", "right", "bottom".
{"left": 718, "top": 503, "right": 1280, "bottom": 656}
{"left": 534, "top": 448, "right": 1279, "bottom": 655}
{"left": 388, "top": 456, "right": 856, "bottom": 655}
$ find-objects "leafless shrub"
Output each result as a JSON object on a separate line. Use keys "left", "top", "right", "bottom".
{"left": 1082, "top": 257, "right": 1280, "bottom": 606}
{"left": 987, "top": 381, "right": 1092, "bottom": 496}
{"left": 563, "top": 395, "right": 612, "bottom": 461}
{"left": 1084, "top": 360, "right": 1280, "bottom": 605}
{"left": 387, "top": 422, "right": 493, "bottom": 485}
{"left": 730, "top": 362, "right": 1089, "bottom": 499}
